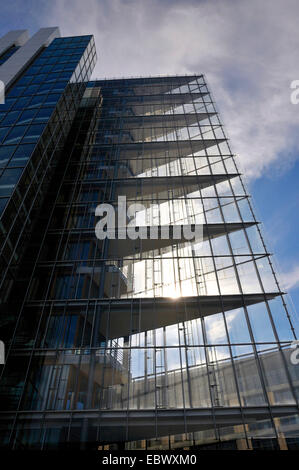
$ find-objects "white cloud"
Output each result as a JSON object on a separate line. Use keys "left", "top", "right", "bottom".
{"left": 38, "top": 0, "right": 299, "bottom": 180}
{"left": 280, "top": 264, "right": 299, "bottom": 291}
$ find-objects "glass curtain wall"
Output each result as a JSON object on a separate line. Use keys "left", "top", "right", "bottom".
{"left": 1, "top": 74, "right": 299, "bottom": 450}
{"left": 0, "top": 35, "right": 96, "bottom": 303}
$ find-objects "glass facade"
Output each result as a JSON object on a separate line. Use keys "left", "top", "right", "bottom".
{"left": 0, "top": 34, "right": 96, "bottom": 304}
{"left": 0, "top": 32, "right": 299, "bottom": 450}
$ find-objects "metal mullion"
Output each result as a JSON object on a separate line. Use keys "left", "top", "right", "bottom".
{"left": 43, "top": 109, "right": 94, "bottom": 303}
{"left": 176, "top": 303, "right": 188, "bottom": 437}
{"left": 205, "top": 105, "right": 266, "bottom": 445}
{"left": 3, "top": 102, "right": 98, "bottom": 446}
{"left": 184, "top": 106, "right": 204, "bottom": 297}
{"left": 200, "top": 303, "right": 221, "bottom": 443}
{"left": 39, "top": 302, "right": 57, "bottom": 349}
{"left": 243, "top": 188, "right": 297, "bottom": 339}
{"left": 0, "top": 121, "right": 68, "bottom": 288}
{"left": 2, "top": 112, "right": 81, "bottom": 363}
{"left": 226, "top": 171, "right": 299, "bottom": 410}
{"left": 196, "top": 122, "right": 245, "bottom": 437}
{"left": 181, "top": 298, "right": 194, "bottom": 409}
{"left": 205, "top": 76, "right": 282, "bottom": 443}
{"left": 11, "top": 340, "right": 294, "bottom": 352}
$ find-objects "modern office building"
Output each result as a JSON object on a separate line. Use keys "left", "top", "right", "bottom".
{"left": 0, "top": 28, "right": 299, "bottom": 450}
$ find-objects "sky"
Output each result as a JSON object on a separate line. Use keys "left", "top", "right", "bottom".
{"left": 0, "top": 0, "right": 298, "bottom": 310}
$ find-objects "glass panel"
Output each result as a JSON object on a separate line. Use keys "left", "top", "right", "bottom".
{"left": 18, "top": 109, "right": 37, "bottom": 124}
{"left": 225, "top": 308, "right": 251, "bottom": 343}
{"left": 3, "top": 125, "right": 27, "bottom": 144}
{"left": 206, "top": 346, "right": 239, "bottom": 406}
{"left": 268, "top": 297, "right": 296, "bottom": 341}
{"left": 258, "top": 346, "right": 295, "bottom": 405}
{"left": 236, "top": 258, "right": 262, "bottom": 293}
{"left": 232, "top": 345, "right": 266, "bottom": 406}
{"left": 247, "top": 303, "right": 276, "bottom": 343}
{"left": 0, "top": 167, "right": 23, "bottom": 186}
{"left": 22, "top": 123, "right": 46, "bottom": 143}
{"left": 204, "top": 313, "right": 228, "bottom": 344}
{"left": 0, "top": 145, "right": 16, "bottom": 167}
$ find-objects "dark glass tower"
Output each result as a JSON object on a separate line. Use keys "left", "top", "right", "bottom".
{"left": 0, "top": 29, "right": 299, "bottom": 451}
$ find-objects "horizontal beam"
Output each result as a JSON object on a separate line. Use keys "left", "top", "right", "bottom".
{"left": 87, "top": 173, "right": 239, "bottom": 198}
{"left": 95, "top": 138, "right": 226, "bottom": 159}
{"left": 96, "top": 292, "right": 281, "bottom": 339}
{"left": 107, "top": 222, "right": 257, "bottom": 257}
{"left": 3, "top": 406, "right": 297, "bottom": 443}
{"left": 103, "top": 92, "right": 208, "bottom": 106}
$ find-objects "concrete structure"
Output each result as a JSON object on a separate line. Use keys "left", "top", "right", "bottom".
{"left": 0, "top": 28, "right": 60, "bottom": 88}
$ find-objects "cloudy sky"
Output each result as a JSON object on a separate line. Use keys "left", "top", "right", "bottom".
{"left": 1, "top": 0, "right": 299, "bottom": 309}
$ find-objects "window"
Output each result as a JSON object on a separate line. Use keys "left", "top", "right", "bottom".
{"left": 18, "top": 109, "right": 37, "bottom": 125}
{"left": 0, "top": 127, "right": 9, "bottom": 143}
{"left": 44, "top": 94, "right": 60, "bottom": 106}
{"left": 34, "top": 108, "right": 54, "bottom": 122}
{"left": 51, "top": 81, "right": 68, "bottom": 93}
{"left": 0, "top": 167, "right": 23, "bottom": 185}
{"left": 0, "top": 197, "right": 8, "bottom": 214}
{"left": 1, "top": 98, "right": 16, "bottom": 111}
{"left": 0, "top": 145, "right": 16, "bottom": 166}
{"left": 28, "top": 95, "right": 46, "bottom": 108}
{"left": 22, "top": 123, "right": 46, "bottom": 143}
{"left": 30, "top": 74, "right": 48, "bottom": 84}
{"left": 0, "top": 111, "right": 21, "bottom": 126}
{"left": 3, "top": 125, "right": 27, "bottom": 144}
{"left": 25, "top": 85, "right": 40, "bottom": 95}
{"left": 8, "top": 86, "right": 26, "bottom": 97}
{"left": 0, "top": 167, "right": 23, "bottom": 196}
{"left": 8, "top": 143, "right": 35, "bottom": 166}
{"left": 11, "top": 96, "right": 31, "bottom": 110}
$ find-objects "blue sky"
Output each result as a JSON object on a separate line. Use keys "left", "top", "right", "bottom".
{"left": 1, "top": 0, "right": 298, "bottom": 311}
